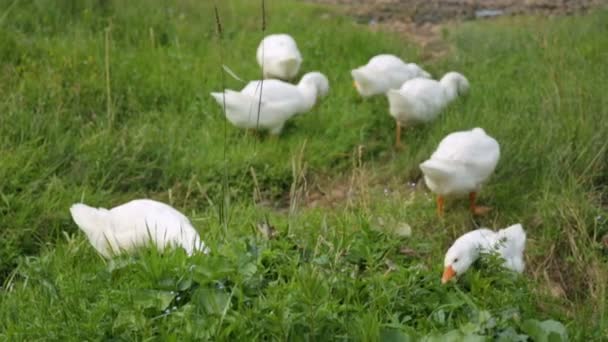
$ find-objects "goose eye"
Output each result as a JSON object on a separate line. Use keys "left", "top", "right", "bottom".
{"left": 453, "top": 258, "right": 459, "bottom": 263}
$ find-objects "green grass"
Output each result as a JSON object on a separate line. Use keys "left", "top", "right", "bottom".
{"left": 1, "top": 0, "right": 607, "bottom": 339}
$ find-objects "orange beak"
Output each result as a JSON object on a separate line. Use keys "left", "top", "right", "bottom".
{"left": 441, "top": 265, "right": 456, "bottom": 284}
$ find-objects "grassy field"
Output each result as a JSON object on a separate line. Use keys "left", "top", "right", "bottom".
{"left": 1, "top": 0, "right": 607, "bottom": 339}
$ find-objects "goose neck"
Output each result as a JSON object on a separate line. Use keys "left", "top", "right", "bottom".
{"left": 441, "top": 79, "right": 458, "bottom": 102}
{"left": 297, "top": 82, "right": 317, "bottom": 110}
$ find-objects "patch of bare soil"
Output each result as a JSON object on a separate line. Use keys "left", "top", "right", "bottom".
{"left": 303, "top": 0, "right": 606, "bottom": 59}
{"left": 307, "top": 0, "right": 604, "bottom": 24}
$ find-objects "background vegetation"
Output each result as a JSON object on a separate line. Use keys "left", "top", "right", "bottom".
{"left": 0, "top": 0, "right": 607, "bottom": 339}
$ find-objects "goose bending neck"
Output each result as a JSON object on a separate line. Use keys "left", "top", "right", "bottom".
{"left": 440, "top": 72, "right": 469, "bottom": 103}
{"left": 294, "top": 72, "right": 329, "bottom": 111}
{"left": 297, "top": 81, "right": 319, "bottom": 111}
{"left": 440, "top": 76, "right": 459, "bottom": 102}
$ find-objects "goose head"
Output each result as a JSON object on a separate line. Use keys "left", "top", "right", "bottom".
{"left": 440, "top": 72, "right": 470, "bottom": 102}
{"left": 294, "top": 72, "right": 329, "bottom": 112}
{"left": 351, "top": 68, "right": 378, "bottom": 97}
{"left": 441, "top": 232, "right": 482, "bottom": 283}
{"left": 299, "top": 71, "right": 329, "bottom": 98}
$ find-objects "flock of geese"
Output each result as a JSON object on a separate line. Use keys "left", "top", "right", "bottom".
{"left": 70, "top": 33, "right": 526, "bottom": 284}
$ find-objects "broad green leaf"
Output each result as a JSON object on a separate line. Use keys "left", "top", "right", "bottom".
{"left": 193, "top": 287, "right": 231, "bottom": 315}
{"left": 133, "top": 290, "right": 176, "bottom": 311}
{"left": 521, "top": 319, "right": 568, "bottom": 342}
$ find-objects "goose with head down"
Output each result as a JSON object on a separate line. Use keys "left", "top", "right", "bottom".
{"left": 442, "top": 224, "right": 526, "bottom": 283}
{"left": 351, "top": 54, "right": 430, "bottom": 98}
{"left": 211, "top": 72, "right": 329, "bottom": 135}
{"left": 70, "top": 199, "right": 209, "bottom": 258}
{"left": 387, "top": 72, "right": 469, "bottom": 148}
{"left": 419, "top": 127, "right": 499, "bottom": 216}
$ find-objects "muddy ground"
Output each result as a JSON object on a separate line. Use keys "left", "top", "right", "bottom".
{"left": 305, "top": 0, "right": 605, "bottom": 24}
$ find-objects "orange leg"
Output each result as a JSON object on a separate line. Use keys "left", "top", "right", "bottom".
{"left": 395, "top": 121, "right": 403, "bottom": 149}
{"left": 469, "top": 191, "right": 492, "bottom": 216}
{"left": 469, "top": 192, "right": 476, "bottom": 213}
{"left": 437, "top": 195, "right": 445, "bottom": 217}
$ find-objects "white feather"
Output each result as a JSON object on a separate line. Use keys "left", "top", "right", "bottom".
{"left": 444, "top": 223, "right": 527, "bottom": 276}
{"left": 352, "top": 54, "right": 431, "bottom": 97}
{"left": 420, "top": 127, "right": 500, "bottom": 197}
{"left": 387, "top": 72, "right": 469, "bottom": 126}
{"left": 211, "top": 72, "right": 329, "bottom": 135}
{"left": 256, "top": 34, "right": 302, "bottom": 80}
{"left": 70, "top": 199, "right": 209, "bottom": 258}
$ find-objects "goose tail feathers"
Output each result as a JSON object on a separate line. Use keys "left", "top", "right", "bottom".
{"left": 419, "top": 159, "right": 454, "bottom": 180}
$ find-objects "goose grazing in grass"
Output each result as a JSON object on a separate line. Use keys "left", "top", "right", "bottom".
{"left": 387, "top": 72, "right": 469, "bottom": 148}
{"left": 442, "top": 224, "right": 526, "bottom": 284}
{"left": 70, "top": 199, "right": 209, "bottom": 258}
{"left": 351, "top": 54, "right": 431, "bottom": 98}
{"left": 210, "top": 71, "right": 329, "bottom": 135}
{"left": 257, "top": 33, "right": 303, "bottom": 80}
{"left": 419, "top": 128, "right": 499, "bottom": 216}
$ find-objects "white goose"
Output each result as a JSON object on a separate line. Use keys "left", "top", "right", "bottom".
{"left": 70, "top": 199, "right": 209, "bottom": 258}
{"left": 257, "top": 34, "right": 303, "bottom": 80}
{"left": 419, "top": 128, "right": 500, "bottom": 216}
{"left": 442, "top": 224, "right": 526, "bottom": 283}
{"left": 387, "top": 72, "right": 469, "bottom": 147}
{"left": 210, "top": 72, "right": 329, "bottom": 135}
{"left": 351, "top": 54, "right": 430, "bottom": 98}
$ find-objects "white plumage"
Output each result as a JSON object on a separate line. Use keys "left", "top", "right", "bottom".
{"left": 419, "top": 128, "right": 500, "bottom": 216}
{"left": 387, "top": 72, "right": 469, "bottom": 125}
{"left": 210, "top": 71, "right": 329, "bottom": 135}
{"left": 386, "top": 72, "right": 469, "bottom": 147}
{"left": 69, "top": 199, "right": 209, "bottom": 258}
{"left": 351, "top": 54, "right": 431, "bottom": 98}
{"left": 420, "top": 128, "right": 500, "bottom": 197}
{"left": 257, "top": 34, "right": 303, "bottom": 80}
{"left": 442, "top": 224, "right": 526, "bottom": 283}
